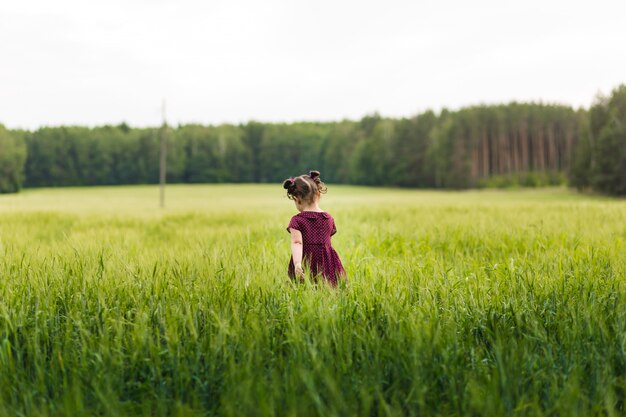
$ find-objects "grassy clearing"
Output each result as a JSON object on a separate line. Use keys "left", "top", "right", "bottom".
{"left": 0, "top": 185, "right": 625, "bottom": 416}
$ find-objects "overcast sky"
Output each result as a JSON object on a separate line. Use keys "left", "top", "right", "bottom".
{"left": 1, "top": 0, "right": 625, "bottom": 129}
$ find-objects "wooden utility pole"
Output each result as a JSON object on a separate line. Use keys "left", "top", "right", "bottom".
{"left": 159, "top": 99, "right": 167, "bottom": 208}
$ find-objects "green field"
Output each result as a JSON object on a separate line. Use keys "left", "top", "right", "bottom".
{"left": 0, "top": 185, "right": 625, "bottom": 416}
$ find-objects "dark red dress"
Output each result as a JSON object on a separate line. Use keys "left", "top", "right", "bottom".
{"left": 287, "top": 211, "right": 346, "bottom": 286}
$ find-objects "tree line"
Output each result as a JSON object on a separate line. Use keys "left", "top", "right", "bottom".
{"left": 0, "top": 125, "right": 27, "bottom": 193}
{"left": 1, "top": 85, "right": 624, "bottom": 195}
{"left": 569, "top": 85, "right": 626, "bottom": 195}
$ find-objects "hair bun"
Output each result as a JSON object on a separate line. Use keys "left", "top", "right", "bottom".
{"left": 309, "top": 170, "right": 320, "bottom": 180}
{"left": 282, "top": 178, "right": 295, "bottom": 189}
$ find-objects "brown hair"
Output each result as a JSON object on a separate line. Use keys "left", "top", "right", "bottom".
{"left": 282, "top": 170, "right": 327, "bottom": 203}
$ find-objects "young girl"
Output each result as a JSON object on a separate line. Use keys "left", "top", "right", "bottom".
{"left": 283, "top": 170, "right": 346, "bottom": 286}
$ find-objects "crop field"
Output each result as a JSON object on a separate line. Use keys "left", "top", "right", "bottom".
{"left": 0, "top": 185, "right": 625, "bottom": 416}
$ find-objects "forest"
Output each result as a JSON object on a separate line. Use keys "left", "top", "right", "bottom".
{"left": 1, "top": 85, "right": 624, "bottom": 195}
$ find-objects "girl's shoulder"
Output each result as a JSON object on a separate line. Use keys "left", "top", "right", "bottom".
{"left": 297, "top": 211, "right": 332, "bottom": 220}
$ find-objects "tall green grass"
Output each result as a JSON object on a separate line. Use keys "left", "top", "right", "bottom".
{"left": 0, "top": 185, "right": 624, "bottom": 416}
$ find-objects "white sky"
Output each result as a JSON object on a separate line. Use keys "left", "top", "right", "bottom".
{"left": 1, "top": 0, "right": 625, "bottom": 129}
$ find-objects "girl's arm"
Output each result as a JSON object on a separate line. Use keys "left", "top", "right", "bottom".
{"left": 290, "top": 228, "right": 304, "bottom": 277}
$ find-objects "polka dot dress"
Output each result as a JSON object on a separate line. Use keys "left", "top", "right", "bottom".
{"left": 286, "top": 211, "right": 346, "bottom": 286}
